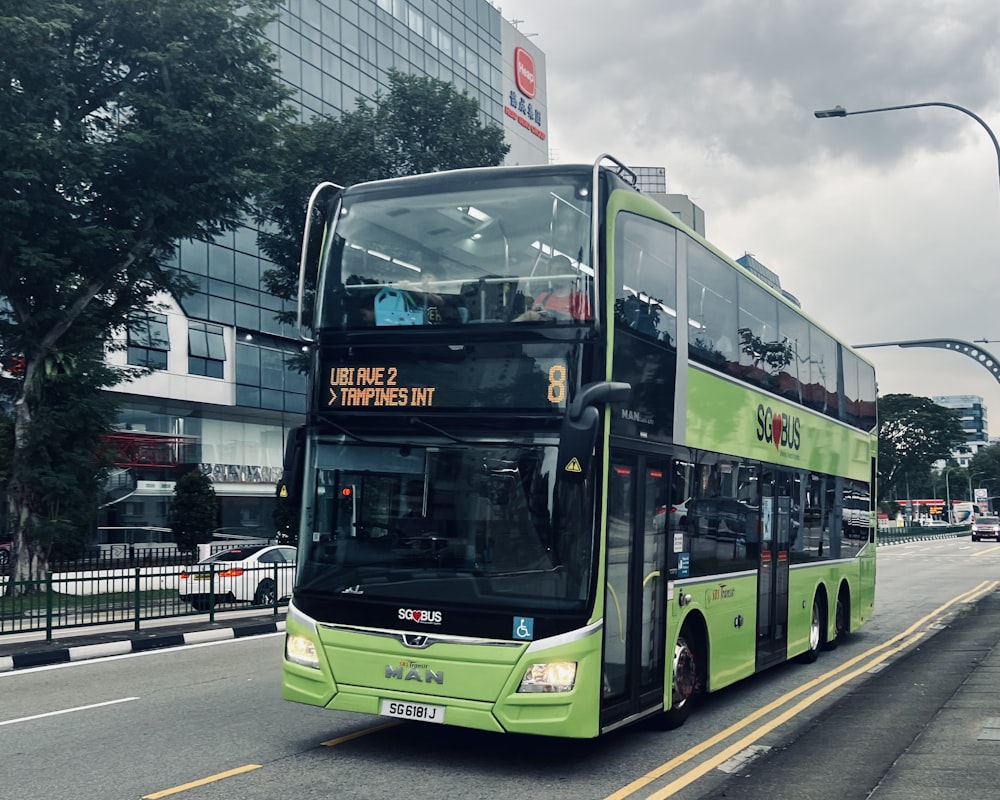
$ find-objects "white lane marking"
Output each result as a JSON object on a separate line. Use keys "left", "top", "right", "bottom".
{"left": 0, "top": 696, "right": 139, "bottom": 727}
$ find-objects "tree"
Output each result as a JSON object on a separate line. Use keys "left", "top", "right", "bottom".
{"left": 0, "top": 0, "right": 290, "bottom": 588}
{"left": 169, "top": 470, "right": 217, "bottom": 554}
{"left": 2, "top": 344, "right": 122, "bottom": 563}
{"left": 969, "top": 445, "right": 1000, "bottom": 508}
{"left": 877, "top": 394, "right": 966, "bottom": 502}
{"left": 257, "top": 69, "right": 510, "bottom": 326}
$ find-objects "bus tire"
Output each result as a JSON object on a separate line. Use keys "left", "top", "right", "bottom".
{"left": 657, "top": 627, "right": 703, "bottom": 730}
{"left": 824, "top": 589, "right": 848, "bottom": 651}
{"left": 798, "top": 594, "right": 825, "bottom": 663}
{"left": 254, "top": 578, "right": 277, "bottom": 606}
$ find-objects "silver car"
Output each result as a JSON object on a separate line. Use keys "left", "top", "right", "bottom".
{"left": 972, "top": 516, "right": 1000, "bottom": 542}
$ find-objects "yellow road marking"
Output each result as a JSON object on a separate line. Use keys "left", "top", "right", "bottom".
{"left": 604, "top": 580, "right": 997, "bottom": 800}
{"left": 973, "top": 544, "right": 1000, "bottom": 557}
{"left": 141, "top": 764, "right": 261, "bottom": 799}
{"left": 322, "top": 720, "right": 402, "bottom": 746}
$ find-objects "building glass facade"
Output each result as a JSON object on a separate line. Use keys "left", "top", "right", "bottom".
{"left": 933, "top": 394, "right": 989, "bottom": 468}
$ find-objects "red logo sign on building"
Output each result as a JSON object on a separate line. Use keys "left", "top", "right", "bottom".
{"left": 514, "top": 46, "right": 536, "bottom": 99}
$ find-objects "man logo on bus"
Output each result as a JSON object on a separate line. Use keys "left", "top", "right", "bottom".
{"left": 515, "top": 46, "right": 536, "bottom": 98}
{"left": 756, "top": 403, "right": 801, "bottom": 451}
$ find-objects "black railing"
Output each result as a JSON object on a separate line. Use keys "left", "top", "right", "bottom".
{"left": 0, "top": 561, "right": 290, "bottom": 640}
{"left": 878, "top": 524, "right": 971, "bottom": 545}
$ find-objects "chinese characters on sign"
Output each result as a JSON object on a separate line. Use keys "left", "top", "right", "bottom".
{"left": 507, "top": 92, "right": 545, "bottom": 140}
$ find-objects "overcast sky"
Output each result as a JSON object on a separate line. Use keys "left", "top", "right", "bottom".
{"left": 498, "top": 0, "right": 1000, "bottom": 434}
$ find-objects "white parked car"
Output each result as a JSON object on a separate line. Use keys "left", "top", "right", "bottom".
{"left": 179, "top": 545, "right": 296, "bottom": 611}
{"left": 652, "top": 499, "right": 690, "bottom": 532}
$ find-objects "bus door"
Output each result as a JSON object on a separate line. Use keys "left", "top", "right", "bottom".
{"left": 756, "top": 468, "right": 791, "bottom": 668}
{"left": 601, "top": 452, "right": 669, "bottom": 728}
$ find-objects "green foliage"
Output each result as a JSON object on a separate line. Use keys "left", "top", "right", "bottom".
{"left": 170, "top": 470, "right": 217, "bottom": 553}
{"left": 0, "top": 344, "right": 120, "bottom": 557}
{"left": 877, "top": 394, "right": 967, "bottom": 501}
{"left": 969, "top": 445, "right": 1000, "bottom": 506}
{"left": 0, "top": 0, "right": 290, "bottom": 578}
{"left": 257, "top": 69, "right": 511, "bottom": 327}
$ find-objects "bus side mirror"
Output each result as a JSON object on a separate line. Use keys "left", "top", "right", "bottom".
{"left": 279, "top": 426, "right": 305, "bottom": 505}
{"left": 556, "top": 381, "right": 631, "bottom": 483}
{"left": 557, "top": 406, "right": 600, "bottom": 483}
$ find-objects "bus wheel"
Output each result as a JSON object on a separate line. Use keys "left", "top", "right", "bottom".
{"left": 657, "top": 632, "right": 702, "bottom": 729}
{"left": 254, "top": 579, "right": 277, "bottom": 606}
{"left": 798, "top": 595, "right": 825, "bottom": 663}
{"left": 824, "top": 592, "right": 848, "bottom": 651}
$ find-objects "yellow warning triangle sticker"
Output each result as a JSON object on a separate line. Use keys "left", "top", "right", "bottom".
{"left": 279, "top": 485, "right": 288, "bottom": 498}
{"left": 564, "top": 458, "right": 583, "bottom": 473}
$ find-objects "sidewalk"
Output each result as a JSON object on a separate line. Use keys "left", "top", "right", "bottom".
{"left": 0, "top": 608, "right": 286, "bottom": 672}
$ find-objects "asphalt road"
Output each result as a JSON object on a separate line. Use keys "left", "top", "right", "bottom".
{"left": 1, "top": 537, "right": 998, "bottom": 800}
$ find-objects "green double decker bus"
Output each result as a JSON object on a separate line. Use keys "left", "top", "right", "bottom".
{"left": 280, "top": 155, "right": 877, "bottom": 738}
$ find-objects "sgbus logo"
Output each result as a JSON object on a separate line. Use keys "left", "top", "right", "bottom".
{"left": 756, "top": 404, "right": 802, "bottom": 451}
{"left": 514, "top": 47, "right": 536, "bottom": 98}
{"left": 398, "top": 608, "right": 443, "bottom": 625}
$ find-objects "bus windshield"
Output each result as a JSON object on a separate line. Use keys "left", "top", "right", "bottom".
{"left": 318, "top": 172, "right": 594, "bottom": 328}
{"left": 296, "top": 441, "right": 595, "bottom": 612}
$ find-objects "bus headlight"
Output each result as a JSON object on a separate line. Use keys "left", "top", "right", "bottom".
{"left": 285, "top": 633, "right": 320, "bottom": 669}
{"left": 518, "top": 661, "right": 577, "bottom": 693}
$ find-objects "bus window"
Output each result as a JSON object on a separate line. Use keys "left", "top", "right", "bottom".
{"left": 687, "top": 241, "right": 738, "bottom": 373}
{"left": 737, "top": 281, "right": 781, "bottom": 393}
{"left": 320, "top": 176, "right": 594, "bottom": 330}
{"left": 614, "top": 213, "right": 677, "bottom": 346}
{"left": 777, "top": 303, "right": 810, "bottom": 405}
{"left": 685, "top": 458, "right": 759, "bottom": 575}
{"left": 807, "top": 328, "right": 838, "bottom": 418}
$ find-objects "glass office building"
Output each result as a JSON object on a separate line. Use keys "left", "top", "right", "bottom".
{"left": 99, "top": 1, "right": 548, "bottom": 544}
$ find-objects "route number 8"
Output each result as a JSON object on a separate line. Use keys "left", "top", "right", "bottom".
{"left": 547, "top": 365, "right": 567, "bottom": 404}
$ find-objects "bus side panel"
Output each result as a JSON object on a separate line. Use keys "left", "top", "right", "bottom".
{"left": 685, "top": 368, "right": 870, "bottom": 482}
{"left": 670, "top": 573, "right": 759, "bottom": 692}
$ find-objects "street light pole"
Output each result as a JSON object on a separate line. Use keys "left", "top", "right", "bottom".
{"left": 814, "top": 102, "right": 1000, "bottom": 195}
{"left": 945, "top": 469, "right": 952, "bottom": 522}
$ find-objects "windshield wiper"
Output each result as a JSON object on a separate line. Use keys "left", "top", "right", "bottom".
{"left": 409, "top": 416, "right": 470, "bottom": 443}
{"left": 320, "top": 418, "right": 370, "bottom": 442}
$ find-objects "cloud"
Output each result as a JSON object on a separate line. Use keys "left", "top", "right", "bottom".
{"left": 502, "top": 0, "right": 1000, "bottom": 428}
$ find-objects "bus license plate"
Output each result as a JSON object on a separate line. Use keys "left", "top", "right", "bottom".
{"left": 379, "top": 699, "right": 445, "bottom": 724}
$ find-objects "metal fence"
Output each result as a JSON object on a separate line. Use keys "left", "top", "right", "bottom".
{"left": 0, "top": 541, "right": 274, "bottom": 575}
{"left": 878, "top": 524, "right": 971, "bottom": 545}
{"left": 0, "top": 561, "right": 290, "bottom": 640}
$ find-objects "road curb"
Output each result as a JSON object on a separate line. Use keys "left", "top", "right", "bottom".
{"left": 0, "top": 618, "right": 285, "bottom": 673}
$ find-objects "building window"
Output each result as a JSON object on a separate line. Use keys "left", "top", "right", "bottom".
{"left": 235, "top": 337, "right": 308, "bottom": 411}
{"left": 127, "top": 312, "right": 170, "bottom": 370}
{"left": 188, "top": 321, "right": 225, "bottom": 378}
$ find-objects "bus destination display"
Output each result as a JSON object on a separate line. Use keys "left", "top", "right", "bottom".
{"left": 319, "top": 350, "right": 571, "bottom": 412}
{"left": 327, "top": 366, "right": 435, "bottom": 408}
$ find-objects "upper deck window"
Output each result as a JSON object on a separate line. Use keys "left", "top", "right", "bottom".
{"left": 318, "top": 174, "right": 594, "bottom": 330}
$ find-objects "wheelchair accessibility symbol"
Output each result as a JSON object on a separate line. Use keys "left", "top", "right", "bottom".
{"left": 513, "top": 617, "right": 534, "bottom": 640}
